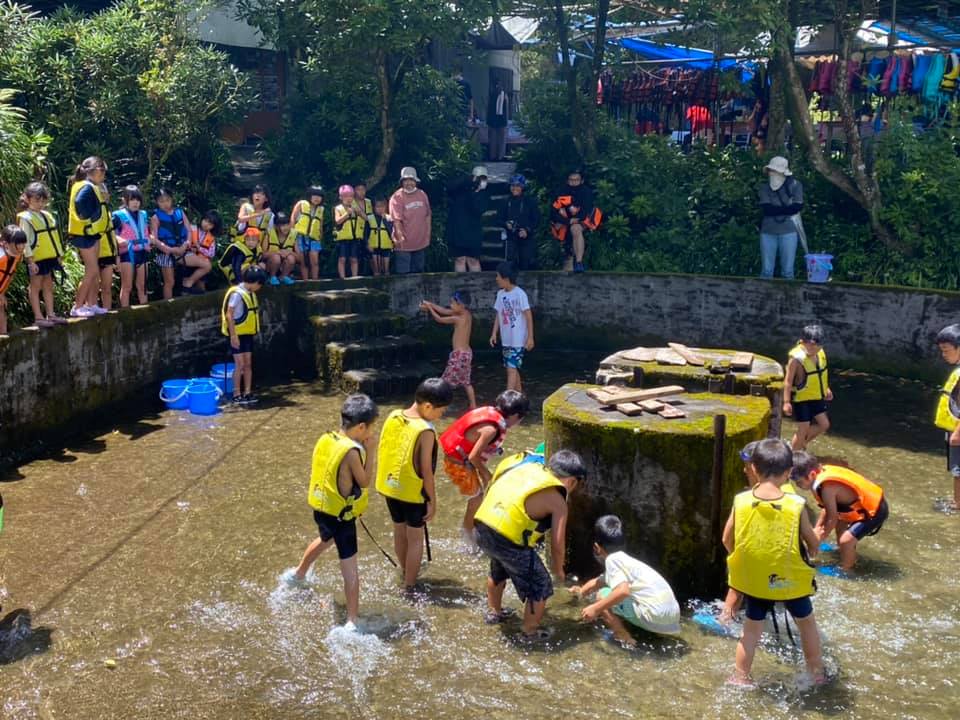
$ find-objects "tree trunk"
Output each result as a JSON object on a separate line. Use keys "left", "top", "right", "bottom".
{"left": 553, "top": 0, "right": 584, "bottom": 158}
{"left": 367, "top": 49, "right": 395, "bottom": 190}
{"left": 582, "top": 0, "right": 611, "bottom": 160}
{"left": 767, "top": 49, "right": 787, "bottom": 151}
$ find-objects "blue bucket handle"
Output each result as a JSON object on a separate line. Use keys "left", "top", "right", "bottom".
{"left": 160, "top": 383, "right": 190, "bottom": 404}
{"left": 189, "top": 383, "right": 224, "bottom": 399}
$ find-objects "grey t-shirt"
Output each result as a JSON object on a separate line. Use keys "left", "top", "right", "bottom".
{"left": 758, "top": 178, "right": 803, "bottom": 235}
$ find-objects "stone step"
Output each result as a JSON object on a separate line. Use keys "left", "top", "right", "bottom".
{"left": 309, "top": 313, "right": 406, "bottom": 344}
{"left": 326, "top": 335, "right": 425, "bottom": 384}
{"left": 340, "top": 363, "right": 437, "bottom": 398}
{"left": 295, "top": 288, "right": 391, "bottom": 316}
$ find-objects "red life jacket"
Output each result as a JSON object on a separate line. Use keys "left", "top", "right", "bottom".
{"left": 439, "top": 407, "right": 507, "bottom": 463}
{"left": 0, "top": 251, "right": 21, "bottom": 294}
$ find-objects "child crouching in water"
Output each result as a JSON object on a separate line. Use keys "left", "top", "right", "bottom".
{"left": 284, "top": 394, "right": 379, "bottom": 628}
{"left": 570, "top": 515, "right": 681, "bottom": 647}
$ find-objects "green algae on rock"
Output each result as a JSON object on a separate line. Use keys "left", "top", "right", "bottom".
{"left": 543, "top": 383, "right": 770, "bottom": 598}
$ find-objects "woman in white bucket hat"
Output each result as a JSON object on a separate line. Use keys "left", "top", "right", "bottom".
{"left": 758, "top": 156, "right": 804, "bottom": 279}
{"left": 389, "top": 167, "right": 432, "bottom": 274}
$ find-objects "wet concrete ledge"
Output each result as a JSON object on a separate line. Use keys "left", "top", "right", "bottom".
{"left": 1, "top": 271, "right": 956, "bottom": 465}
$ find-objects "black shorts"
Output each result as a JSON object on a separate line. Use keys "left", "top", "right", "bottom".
{"left": 370, "top": 249, "right": 392, "bottom": 258}
{"left": 229, "top": 335, "right": 254, "bottom": 354}
{"left": 793, "top": 399, "right": 829, "bottom": 423}
{"left": 385, "top": 496, "right": 427, "bottom": 529}
{"left": 336, "top": 240, "right": 362, "bottom": 259}
{"left": 744, "top": 595, "right": 813, "bottom": 622}
{"left": 847, "top": 497, "right": 889, "bottom": 540}
{"left": 69, "top": 234, "right": 98, "bottom": 250}
{"left": 29, "top": 258, "right": 61, "bottom": 277}
{"left": 121, "top": 249, "right": 150, "bottom": 267}
{"left": 314, "top": 510, "right": 358, "bottom": 560}
{"left": 475, "top": 522, "right": 553, "bottom": 604}
{"left": 98, "top": 256, "right": 116, "bottom": 269}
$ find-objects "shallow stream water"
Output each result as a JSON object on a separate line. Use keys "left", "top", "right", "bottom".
{"left": 1, "top": 352, "right": 958, "bottom": 719}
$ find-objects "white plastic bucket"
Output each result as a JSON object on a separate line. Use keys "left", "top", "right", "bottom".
{"left": 805, "top": 253, "right": 833, "bottom": 283}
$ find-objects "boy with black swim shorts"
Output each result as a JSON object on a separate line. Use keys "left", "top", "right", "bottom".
{"left": 935, "top": 323, "right": 960, "bottom": 511}
{"left": 284, "top": 394, "right": 379, "bottom": 627}
{"left": 376, "top": 378, "right": 452, "bottom": 590}
{"left": 783, "top": 324, "right": 833, "bottom": 451}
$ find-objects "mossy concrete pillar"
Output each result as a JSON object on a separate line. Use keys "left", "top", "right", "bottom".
{"left": 543, "top": 383, "right": 770, "bottom": 598}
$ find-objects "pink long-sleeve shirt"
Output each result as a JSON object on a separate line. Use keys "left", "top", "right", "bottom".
{"left": 389, "top": 188, "right": 432, "bottom": 252}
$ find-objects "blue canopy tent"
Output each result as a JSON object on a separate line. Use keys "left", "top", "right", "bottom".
{"left": 618, "top": 37, "right": 743, "bottom": 71}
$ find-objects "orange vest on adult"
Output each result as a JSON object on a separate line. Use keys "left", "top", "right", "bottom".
{"left": 0, "top": 251, "right": 21, "bottom": 294}
{"left": 550, "top": 194, "right": 603, "bottom": 242}
{"left": 439, "top": 407, "right": 507, "bottom": 463}
{"left": 812, "top": 465, "right": 884, "bottom": 523}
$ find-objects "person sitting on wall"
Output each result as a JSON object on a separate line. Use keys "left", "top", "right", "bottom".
{"left": 550, "top": 169, "right": 602, "bottom": 274}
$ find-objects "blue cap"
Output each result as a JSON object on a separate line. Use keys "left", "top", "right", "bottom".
{"left": 509, "top": 174, "right": 526, "bottom": 188}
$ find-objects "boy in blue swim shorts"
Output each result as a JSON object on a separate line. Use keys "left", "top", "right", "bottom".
{"left": 490, "top": 261, "right": 534, "bottom": 393}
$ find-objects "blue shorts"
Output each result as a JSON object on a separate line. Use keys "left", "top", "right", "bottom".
{"left": 121, "top": 250, "right": 150, "bottom": 267}
{"left": 793, "top": 399, "right": 829, "bottom": 423}
{"left": 69, "top": 234, "right": 98, "bottom": 250}
{"left": 296, "top": 233, "right": 322, "bottom": 253}
{"left": 28, "top": 258, "right": 61, "bottom": 276}
{"left": 744, "top": 594, "right": 813, "bottom": 622}
{"left": 502, "top": 346, "right": 525, "bottom": 370}
{"left": 847, "top": 497, "right": 888, "bottom": 540}
{"left": 337, "top": 240, "right": 362, "bottom": 259}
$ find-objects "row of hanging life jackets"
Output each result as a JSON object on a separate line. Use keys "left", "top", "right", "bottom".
{"left": 809, "top": 52, "right": 960, "bottom": 104}
{"left": 597, "top": 68, "right": 720, "bottom": 108}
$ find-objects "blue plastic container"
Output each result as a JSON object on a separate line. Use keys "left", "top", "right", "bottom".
{"left": 210, "top": 363, "right": 235, "bottom": 396}
{"left": 160, "top": 379, "right": 192, "bottom": 410}
{"left": 187, "top": 380, "right": 223, "bottom": 416}
{"left": 805, "top": 253, "right": 833, "bottom": 283}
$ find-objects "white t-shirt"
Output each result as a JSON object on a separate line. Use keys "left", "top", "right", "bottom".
{"left": 604, "top": 551, "right": 681, "bottom": 635}
{"left": 227, "top": 286, "right": 251, "bottom": 321}
{"left": 493, "top": 286, "right": 530, "bottom": 349}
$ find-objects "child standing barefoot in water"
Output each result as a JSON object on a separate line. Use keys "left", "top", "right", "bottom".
{"left": 284, "top": 394, "right": 379, "bottom": 627}
{"left": 723, "top": 439, "right": 824, "bottom": 687}
{"left": 490, "top": 261, "right": 534, "bottom": 392}
{"left": 421, "top": 290, "right": 476, "bottom": 409}
{"left": 18, "top": 182, "right": 66, "bottom": 325}
{"left": 935, "top": 323, "right": 960, "bottom": 511}
{"left": 570, "top": 515, "right": 681, "bottom": 647}
{"left": 783, "top": 324, "right": 832, "bottom": 450}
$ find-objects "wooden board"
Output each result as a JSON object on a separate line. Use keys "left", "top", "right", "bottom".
{"left": 656, "top": 349, "right": 687, "bottom": 366}
{"left": 658, "top": 404, "right": 688, "bottom": 419}
{"left": 587, "top": 385, "right": 686, "bottom": 407}
{"left": 615, "top": 402, "right": 646, "bottom": 416}
{"left": 668, "top": 342, "right": 705, "bottom": 366}
{"left": 620, "top": 347, "right": 659, "bottom": 362}
{"left": 730, "top": 352, "right": 754, "bottom": 371}
{"left": 639, "top": 399, "right": 666, "bottom": 413}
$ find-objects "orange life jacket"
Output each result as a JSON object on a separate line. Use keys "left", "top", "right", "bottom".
{"left": 191, "top": 228, "right": 217, "bottom": 258}
{"left": 0, "top": 251, "right": 21, "bottom": 294}
{"left": 439, "top": 407, "right": 507, "bottom": 464}
{"left": 812, "top": 465, "right": 884, "bottom": 523}
{"left": 550, "top": 194, "right": 603, "bottom": 242}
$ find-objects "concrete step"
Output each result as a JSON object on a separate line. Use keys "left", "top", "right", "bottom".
{"left": 326, "top": 335, "right": 425, "bottom": 384}
{"left": 341, "top": 363, "right": 436, "bottom": 398}
{"left": 309, "top": 313, "right": 407, "bottom": 344}
{"left": 295, "top": 288, "right": 391, "bottom": 316}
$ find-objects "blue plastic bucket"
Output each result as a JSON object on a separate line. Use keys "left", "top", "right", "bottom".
{"left": 210, "top": 363, "right": 235, "bottom": 396}
{"left": 160, "top": 379, "right": 192, "bottom": 410}
{"left": 187, "top": 380, "right": 223, "bottom": 416}
{"left": 805, "top": 253, "right": 833, "bottom": 283}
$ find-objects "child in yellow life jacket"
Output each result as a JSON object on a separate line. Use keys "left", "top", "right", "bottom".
{"left": 723, "top": 439, "right": 825, "bottom": 687}
{"left": 783, "top": 324, "right": 833, "bottom": 451}
{"left": 291, "top": 186, "right": 325, "bottom": 280}
{"left": 334, "top": 185, "right": 366, "bottom": 280}
{"left": 221, "top": 266, "right": 265, "bottom": 405}
{"left": 283, "top": 394, "right": 379, "bottom": 627}
{"left": 366, "top": 197, "right": 393, "bottom": 276}
{"left": 266, "top": 211, "right": 297, "bottom": 285}
{"left": 218, "top": 228, "right": 263, "bottom": 285}
{"left": 17, "top": 182, "right": 67, "bottom": 326}
{"left": 234, "top": 184, "right": 277, "bottom": 268}
{"left": 936, "top": 323, "right": 960, "bottom": 511}
{"left": 0, "top": 225, "right": 27, "bottom": 334}
{"left": 376, "top": 378, "right": 453, "bottom": 590}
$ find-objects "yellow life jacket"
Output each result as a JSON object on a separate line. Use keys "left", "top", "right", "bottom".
{"left": 375, "top": 410, "right": 434, "bottom": 503}
{"left": 781, "top": 481, "right": 798, "bottom": 495}
{"left": 936, "top": 366, "right": 960, "bottom": 432}
{"left": 789, "top": 344, "right": 829, "bottom": 402}
{"left": 367, "top": 214, "right": 394, "bottom": 251}
{"left": 307, "top": 431, "right": 369, "bottom": 520}
{"left": 67, "top": 180, "right": 111, "bottom": 239}
{"left": 334, "top": 203, "right": 367, "bottom": 242}
{"left": 293, "top": 200, "right": 324, "bottom": 241}
{"left": 218, "top": 240, "right": 260, "bottom": 284}
{"left": 475, "top": 463, "right": 566, "bottom": 547}
{"left": 491, "top": 451, "right": 545, "bottom": 484}
{"left": 18, "top": 210, "right": 64, "bottom": 261}
{"left": 220, "top": 285, "right": 260, "bottom": 336}
{"left": 941, "top": 53, "right": 960, "bottom": 93}
{"left": 98, "top": 223, "right": 119, "bottom": 259}
{"left": 235, "top": 204, "right": 278, "bottom": 249}
{"left": 726, "top": 489, "right": 816, "bottom": 601}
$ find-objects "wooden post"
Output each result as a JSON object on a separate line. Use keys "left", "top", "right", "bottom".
{"left": 711, "top": 414, "right": 727, "bottom": 563}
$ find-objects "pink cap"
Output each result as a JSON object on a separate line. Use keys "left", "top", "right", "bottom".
{"left": 338, "top": 184, "right": 354, "bottom": 196}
